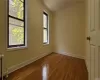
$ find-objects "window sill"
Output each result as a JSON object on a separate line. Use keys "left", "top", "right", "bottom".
{"left": 7, "top": 46, "right": 28, "bottom": 51}
{"left": 43, "top": 43, "right": 49, "bottom": 45}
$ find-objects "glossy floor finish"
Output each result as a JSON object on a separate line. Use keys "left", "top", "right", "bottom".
{"left": 7, "top": 53, "right": 88, "bottom": 80}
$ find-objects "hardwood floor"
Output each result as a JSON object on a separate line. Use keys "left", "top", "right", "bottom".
{"left": 7, "top": 53, "right": 88, "bottom": 80}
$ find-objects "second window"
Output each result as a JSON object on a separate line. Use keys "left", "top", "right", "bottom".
{"left": 43, "top": 12, "right": 49, "bottom": 44}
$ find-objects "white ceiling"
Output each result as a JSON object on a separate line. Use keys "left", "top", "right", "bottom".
{"left": 43, "top": 0, "right": 85, "bottom": 11}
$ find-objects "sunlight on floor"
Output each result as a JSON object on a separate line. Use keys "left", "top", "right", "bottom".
{"left": 42, "top": 64, "right": 49, "bottom": 80}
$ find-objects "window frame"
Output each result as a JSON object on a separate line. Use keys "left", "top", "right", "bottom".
{"left": 43, "top": 12, "right": 49, "bottom": 44}
{"left": 7, "top": 0, "right": 26, "bottom": 48}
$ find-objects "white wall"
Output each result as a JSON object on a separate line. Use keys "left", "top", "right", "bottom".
{"left": 53, "top": 2, "right": 86, "bottom": 58}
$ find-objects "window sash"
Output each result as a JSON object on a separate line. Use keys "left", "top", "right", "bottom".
{"left": 43, "top": 28, "right": 48, "bottom": 43}
{"left": 8, "top": 0, "right": 26, "bottom": 48}
{"left": 9, "top": 15, "right": 24, "bottom": 21}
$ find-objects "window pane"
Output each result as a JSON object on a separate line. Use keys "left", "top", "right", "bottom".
{"left": 43, "top": 14, "right": 47, "bottom": 28}
{"left": 9, "top": 0, "right": 24, "bottom": 19}
{"left": 9, "top": 17, "right": 24, "bottom": 26}
{"left": 9, "top": 24, "right": 24, "bottom": 46}
{"left": 43, "top": 29, "right": 48, "bottom": 43}
{"left": 9, "top": 18, "right": 24, "bottom": 46}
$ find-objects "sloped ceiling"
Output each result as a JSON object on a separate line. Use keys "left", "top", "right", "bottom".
{"left": 43, "top": 0, "right": 85, "bottom": 11}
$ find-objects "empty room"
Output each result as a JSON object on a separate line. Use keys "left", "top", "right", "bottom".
{"left": 0, "top": 0, "right": 99, "bottom": 80}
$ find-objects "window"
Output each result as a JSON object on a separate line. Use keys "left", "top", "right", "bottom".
{"left": 43, "top": 12, "right": 49, "bottom": 44}
{"left": 8, "top": 0, "right": 26, "bottom": 48}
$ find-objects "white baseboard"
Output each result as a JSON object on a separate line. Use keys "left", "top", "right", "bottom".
{"left": 54, "top": 51, "right": 85, "bottom": 59}
{"left": 7, "top": 52, "right": 51, "bottom": 74}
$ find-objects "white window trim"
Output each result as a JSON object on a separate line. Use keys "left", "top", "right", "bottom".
{"left": 6, "top": 0, "right": 28, "bottom": 50}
